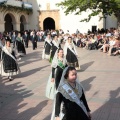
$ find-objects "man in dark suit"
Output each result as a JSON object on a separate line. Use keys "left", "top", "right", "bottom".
{"left": 11, "top": 31, "right": 17, "bottom": 47}
{"left": 22, "top": 31, "right": 30, "bottom": 48}
{"left": 31, "top": 32, "right": 38, "bottom": 50}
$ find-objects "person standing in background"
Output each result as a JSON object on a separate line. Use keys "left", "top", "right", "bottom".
{"left": 30, "top": 32, "right": 38, "bottom": 50}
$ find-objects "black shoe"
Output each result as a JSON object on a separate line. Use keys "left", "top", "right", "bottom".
{"left": 9, "top": 79, "right": 12, "bottom": 81}
{"left": 9, "top": 77, "right": 13, "bottom": 81}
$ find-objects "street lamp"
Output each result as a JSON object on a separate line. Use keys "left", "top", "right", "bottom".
{"left": 103, "top": 0, "right": 109, "bottom": 31}
{"left": 104, "top": 13, "right": 107, "bottom": 30}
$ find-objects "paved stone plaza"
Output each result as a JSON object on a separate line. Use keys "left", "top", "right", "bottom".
{"left": 0, "top": 42, "right": 120, "bottom": 120}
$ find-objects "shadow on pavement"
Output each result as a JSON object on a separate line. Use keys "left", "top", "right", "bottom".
{"left": 80, "top": 61, "right": 94, "bottom": 71}
{"left": 17, "top": 65, "right": 49, "bottom": 78}
{"left": 81, "top": 76, "right": 96, "bottom": 91}
{"left": 92, "top": 87, "right": 120, "bottom": 120}
{"left": 19, "top": 51, "right": 42, "bottom": 67}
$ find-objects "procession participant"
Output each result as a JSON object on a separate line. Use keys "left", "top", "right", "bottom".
{"left": 30, "top": 31, "right": 38, "bottom": 50}
{"left": 64, "top": 37, "right": 80, "bottom": 70}
{"left": 50, "top": 35, "right": 61, "bottom": 62}
{"left": 42, "top": 33, "right": 52, "bottom": 60}
{"left": 22, "top": 31, "right": 30, "bottom": 48}
{"left": 52, "top": 67, "right": 91, "bottom": 120}
{"left": 15, "top": 32, "right": 26, "bottom": 57}
{"left": 46, "top": 48, "right": 68, "bottom": 100}
{"left": 0, "top": 37, "right": 20, "bottom": 81}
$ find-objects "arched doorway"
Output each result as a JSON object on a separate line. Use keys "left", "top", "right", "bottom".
{"left": 20, "top": 15, "right": 26, "bottom": 32}
{"left": 4, "top": 14, "right": 14, "bottom": 32}
{"left": 43, "top": 17, "right": 55, "bottom": 30}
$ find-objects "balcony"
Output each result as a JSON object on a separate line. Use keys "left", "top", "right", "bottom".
{"left": 0, "top": 0, "right": 33, "bottom": 14}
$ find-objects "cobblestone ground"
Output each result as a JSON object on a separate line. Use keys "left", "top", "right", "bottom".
{"left": 0, "top": 42, "right": 120, "bottom": 120}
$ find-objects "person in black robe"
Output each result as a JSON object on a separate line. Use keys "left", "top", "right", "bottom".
{"left": 30, "top": 32, "right": 38, "bottom": 50}
{"left": 51, "top": 48, "right": 67, "bottom": 89}
{"left": 15, "top": 32, "right": 26, "bottom": 57}
{"left": 42, "top": 33, "right": 52, "bottom": 60}
{"left": 53, "top": 67, "right": 91, "bottom": 120}
{"left": 46, "top": 48, "right": 67, "bottom": 100}
{"left": 22, "top": 31, "right": 30, "bottom": 48}
{"left": 0, "top": 37, "right": 20, "bottom": 81}
{"left": 64, "top": 37, "right": 80, "bottom": 70}
{"left": 50, "top": 35, "right": 61, "bottom": 62}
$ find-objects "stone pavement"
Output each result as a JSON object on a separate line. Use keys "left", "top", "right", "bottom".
{"left": 0, "top": 42, "right": 120, "bottom": 120}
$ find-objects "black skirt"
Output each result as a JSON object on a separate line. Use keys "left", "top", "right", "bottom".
{"left": 51, "top": 45, "right": 58, "bottom": 59}
{"left": 55, "top": 66, "right": 63, "bottom": 89}
{"left": 66, "top": 48, "right": 79, "bottom": 68}
{"left": 45, "top": 42, "right": 51, "bottom": 55}
{"left": 16, "top": 41, "right": 26, "bottom": 54}
{"left": 2, "top": 52, "right": 18, "bottom": 73}
{"left": 62, "top": 102, "right": 90, "bottom": 120}
{"left": 55, "top": 92, "right": 90, "bottom": 120}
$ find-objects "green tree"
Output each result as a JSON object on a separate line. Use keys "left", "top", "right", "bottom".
{"left": 56, "top": 0, "right": 120, "bottom": 22}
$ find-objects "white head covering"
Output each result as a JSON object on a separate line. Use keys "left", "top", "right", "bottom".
{"left": 51, "top": 49, "right": 66, "bottom": 68}
{"left": 50, "top": 67, "right": 88, "bottom": 120}
{"left": 57, "top": 67, "right": 83, "bottom": 98}
{"left": 64, "top": 38, "right": 78, "bottom": 56}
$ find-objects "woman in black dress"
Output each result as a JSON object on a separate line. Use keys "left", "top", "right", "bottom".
{"left": 53, "top": 67, "right": 91, "bottom": 120}
{"left": 0, "top": 37, "right": 20, "bottom": 81}
{"left": 50, "top": 35, "right": 61, "bottom": 62}
{"left": 51, "top": 48, "right": 67, "bottom": 89}
{"left": 42, "top": 33, "right": 52, "bottom": 60}
{"left": 64, "top": 37, "right": 80, "bottom": 70}
{"left": 15, "top": 32, "right": 26, "bottom": 57}
{"left": 46, "top": 48, "right": 67, "bottom": 100}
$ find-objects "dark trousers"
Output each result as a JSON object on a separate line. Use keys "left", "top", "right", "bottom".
{"left": 25, "top": 41, "right": 28, "bottom": 48}
{"left": 32, "top": 41, "right": 37, "bottom": 50}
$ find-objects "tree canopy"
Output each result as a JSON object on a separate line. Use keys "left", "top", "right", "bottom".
{"left": 56, "top": 0, "right": 120, "bottom": 22}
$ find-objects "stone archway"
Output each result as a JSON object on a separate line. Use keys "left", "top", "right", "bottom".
{"left": 20, "top": 15, "right": 27, "bottom": 32}
{"left": 39, "top": 10, "right": 60, "bottom": 30}
{"left": 4, "top": 13, "right": 16, "bottom": 32}
{"left": 43, "top": 17, "right": 55, "bottom": 30}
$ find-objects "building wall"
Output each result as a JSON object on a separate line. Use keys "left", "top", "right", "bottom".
{"left": 27, "top": 0, "right": 40, "bottom": 30}
{"left": 0, "top": 0, "right": 29, "bottom": 32}
{"left": 0, "top": 0, "right": 118, "bottom": 32}
{"left": 36, "top": 0, "right": 118, "bottom": 33}
{"left": 105, "top": 14, "right": 118, "bottom": 29}
{"left": 37, "top": 0, "right": 101, "bottom": 33}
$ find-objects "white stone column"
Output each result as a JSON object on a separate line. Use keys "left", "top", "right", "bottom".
{"left": 24, "top": 23, "right": 28, "bottom": 30}
{"left": 0, "top": 21, "right": 5, "bottom": 32}
{"left": 13, "top": 22, "right": 20, "bottom": 31}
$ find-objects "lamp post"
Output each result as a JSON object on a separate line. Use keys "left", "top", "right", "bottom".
{"left": 103, "top": 0, "right": 109, "bottom": 31}
{"left": 104, "top": 13, "right": 107, "bottom": 30}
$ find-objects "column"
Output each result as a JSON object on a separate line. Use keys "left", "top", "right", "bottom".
{"left": 24, "top": 23, "right": 28, "bottom": 30}
{"left": 13, "top": 22, "right": 20, "bottom": 31}
{"left": 0, "top": 21, "right": 5, "bottom": 32}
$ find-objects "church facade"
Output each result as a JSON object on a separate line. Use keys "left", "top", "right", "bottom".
{"left": 0, "top": 0, "right": 118, "bottom": 33}
{"left": 0, "top": 0, "right": 33, "bottom": 32}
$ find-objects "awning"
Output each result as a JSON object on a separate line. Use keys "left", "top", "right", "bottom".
{"left": 23, "top": 2, "right": 32, "bottom": 9}
{"left": 6, "top": 0, "right": 22, "bottom": 7}
{"left": 0, "top": 0, "right": 7, "bottom": 4}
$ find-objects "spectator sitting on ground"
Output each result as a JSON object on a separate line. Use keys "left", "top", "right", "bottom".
{"left": 108, "top": 36, "right": 120, "bottom": 56}
{"left": 107, "top": 36, "right": 120, "bottom": 56}
{"left": 99, "top": 36, "right": 109, "bottom": 52}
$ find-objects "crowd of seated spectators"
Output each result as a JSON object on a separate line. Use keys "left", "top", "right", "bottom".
{"left": 1, "top": 28, "right": 120, "bottom": 58}
{"left": 71, "top": 28, "right": 120, "bottom": 56}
